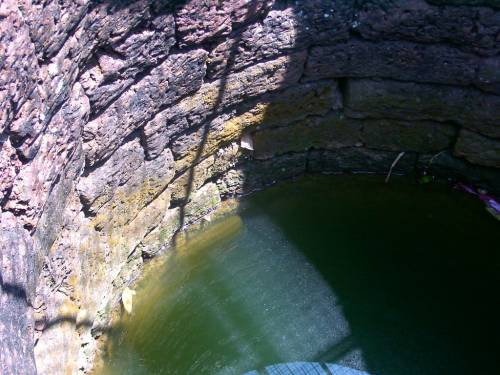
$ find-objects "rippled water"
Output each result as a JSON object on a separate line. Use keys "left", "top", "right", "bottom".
{"left": 98, "top": 175, "right": 499, "bottom": 375}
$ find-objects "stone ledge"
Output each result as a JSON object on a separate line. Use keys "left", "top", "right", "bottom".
{"left": 252, "top": 113, "right": 456, "bottom": 160}
{"left": 357, "top": 0, "right": 500, "bottom": 56}
{"left": 305, "top": 39, "right": 500, "bottom": 95}
{"left": 454, "top": 129, "right": 500, "bottom": 167}
{"left": 345, "top": 79, "right": 500, "bottom": 139}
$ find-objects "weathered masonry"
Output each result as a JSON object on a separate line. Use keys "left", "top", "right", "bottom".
{"left": 1, "top": 1, "right": 499, "bottom": 373}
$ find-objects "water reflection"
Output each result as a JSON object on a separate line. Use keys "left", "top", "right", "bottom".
{"left": 101, "top": 212, "right": 368, "bottom": 374}
{"left": 245, "top": 362, "right": 371, "bottom": 375}
{"left": 100, "top": 175, "right": 500, "bottom": 375}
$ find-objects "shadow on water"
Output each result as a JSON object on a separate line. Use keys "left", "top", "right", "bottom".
{"left": 240, "top": 175, "right": 500, "bottom": 375}
{"left": 100, "top": 175, "right": 500, "bottom": 375}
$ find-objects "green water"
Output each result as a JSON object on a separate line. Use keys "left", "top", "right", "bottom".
{"left": 99, "top": 175, "right": 499, "bottom": 375}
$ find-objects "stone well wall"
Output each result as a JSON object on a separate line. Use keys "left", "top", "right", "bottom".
{"left": 1, "top": 0, "right": 499, "bottom": 374}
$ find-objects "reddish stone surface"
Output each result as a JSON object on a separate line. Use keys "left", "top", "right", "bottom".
{"left": 1, "top": 1, "right": 499, "bottom": 374}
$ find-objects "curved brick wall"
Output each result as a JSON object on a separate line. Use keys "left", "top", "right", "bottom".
{"left": 1, "top": 1, "right": 499, "bottom": 374}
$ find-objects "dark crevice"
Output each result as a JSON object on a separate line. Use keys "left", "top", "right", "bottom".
{"left": 0, "top": 185, "right": 14, "bottom": 209}
{"left": 305, "top": 147, "right": 313, "bottom": 172}
{"left": 337, "top": 77, "right": 349, "bottom": 108}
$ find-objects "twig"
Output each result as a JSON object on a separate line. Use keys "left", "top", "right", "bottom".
{"left": 428, "top": 150, "right": 445, "bottom": 165}
{"left": 385, "top": 152, "right": 405, "bottom": 183}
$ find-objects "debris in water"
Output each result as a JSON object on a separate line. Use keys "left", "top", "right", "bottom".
{"left": 122, "top": 287, "right": 136, "bottom": 314}
{"left": 486, "top": 204, "right": 500, "bottom": 221}
{"left": 385, "top": 152, "right": 405, "bottom": 183}
{"left": 418, "top": 171, "right": 433, "bottom": 184}
{"left": 454, "top": 183, "right": 500, "bottom": 221}
{"left": 240, "top": 132, "right": 254, "bottom": 151}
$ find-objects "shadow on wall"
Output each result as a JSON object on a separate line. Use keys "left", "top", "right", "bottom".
{"left": 172, "top": 0, "right": 357, "bottom": 243}
{"left": 173, "top": 0, "right": 261, "bottom": 241}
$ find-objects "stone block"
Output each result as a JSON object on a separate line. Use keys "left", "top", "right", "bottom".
{"left": 360, "top": 118, "right": 456, "bottom": 153}
{"left": 206, "top": 0, "right": 355, "bottom": 79}
{"left": 184, "top": 182, "right": 221, "bottom": 225}
{"left": 78, "top": 139, "right": 175, "bottom": 228}
{"left": 427, "top": 0, "right": 500, "bottom": 7}
{"left": 217, "top": 153, "right": 307, "bottom": 196}
{"left": 454, "top": 129, "right": 500, "bottom": 167}
{"left": 308, "top": 148, "right": 417, "bottom": 175}
{"left": 83, "top": 49, "right": 208, "bottom": 166}
{"left": 357, "top": 0, "right": 500, "bottom": 56}
{"left": 252, "top": 114, "right": 362, "bottom": 160}
{"left": 5, "top": 83, "right": 88, "bottom": 230}
{"left": 171, "top": 81, "right": 340, "bottom": 169}
{"left": 142, "top": 53, "right": 307, "bottom": 159}
{"left": 80, "top": 13, "right": 176, "bottom": 112}
{"left": 139, "top": 207, "right": 181, "bottom": 258}
{"left": 418, "top": 151, "right": 500, "bottom": 193}
{"left": 305, "top": 40, "right": 500, "bottom": 94}
{"left": 175, "top": 0, "right": 274, "bottom": 46}
{"left": 0, "top": 218, "right": 37, "bottom": 375}
{"left": 253, "top": 113, "right": 456, "bottom": 160}
{"left": 346, "top": 79, "right": 500, "bottom": 138}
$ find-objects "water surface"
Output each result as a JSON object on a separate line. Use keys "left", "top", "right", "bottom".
{"left": 99, "top": 175, "right": 499, "bottom": 375}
